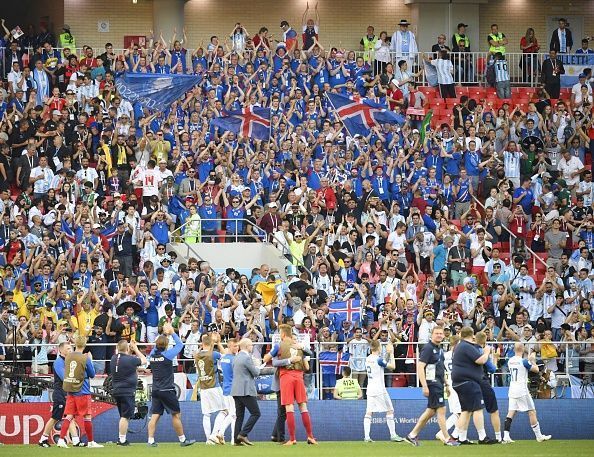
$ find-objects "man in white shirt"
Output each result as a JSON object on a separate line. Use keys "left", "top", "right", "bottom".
{"left": 30, "top": 156, "right": 54, "bottom": 199}
{"left": 7, "top": 62, "right": 22, "bottom": 94}
{"left": 557, "top": 149, "right": 585, "bottom": 189}
{"left": 75, "top": 157, "right": 99, "bottom": 190}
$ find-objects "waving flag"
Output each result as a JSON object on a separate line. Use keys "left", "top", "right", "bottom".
{"left": 101, "top": 223, "right": 117, "bottom": 242}
{"left": 115, "top": 72, "right": 200, "bottom": 111}
{"left": 210, "top": 107, "right": 271, "bottom": 140}
{"left": 328, "top": 299, "right": 361, "bottom": 324}
{"left": 326, "top": 93, "right": 405, "bottom": 136}
{"left": 61, "top": 219, "right": 75, "bottom": 244}
{"left": 319, "top": 351, "right": 350, "bottom": 375}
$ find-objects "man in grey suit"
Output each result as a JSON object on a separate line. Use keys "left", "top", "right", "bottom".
{"left": 231, "top": 338, "right": 274, "bottom": 445}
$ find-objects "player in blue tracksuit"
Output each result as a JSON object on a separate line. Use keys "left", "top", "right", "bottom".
{"left": 219, "top": 338, "right": 240, "bottom": 442}
{"left": 146, "top": 324, "right": 195, "bottom": 447}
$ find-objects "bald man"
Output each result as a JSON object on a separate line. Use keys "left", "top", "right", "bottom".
{"left": 231, "top": 338, "right": 273, "bottom": 445}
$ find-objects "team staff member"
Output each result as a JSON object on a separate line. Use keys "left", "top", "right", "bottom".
{"left": 333, "top": 367, "right": 362, "bottom": 399}
{"left": 474, "top": 332, "right": 502, "bottom": 444}
{"left": 146, "top": 323, "right": 195, "bottom": 447}
{"left": 451, "top": 327, "right": 492, "bottom": 445}
{"left": 38, "top": 342, "right": 80, "bottom": 448}
{"left": 56, "top": 336, "right": 103, "bottom": 448}
{"left": 504, "top": 343, "right": 552, "bottom": 443}
{"left": 404, "top": 327, "right": 460, "bottom": 446}
{"left": 110, "top": 339, "right": 147, "bottom": 446}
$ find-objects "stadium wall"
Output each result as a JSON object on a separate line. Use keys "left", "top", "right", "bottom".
{"left": 0, "top": 399, "right": 592, "bottom": 444}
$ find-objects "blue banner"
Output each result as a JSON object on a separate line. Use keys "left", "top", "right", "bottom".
{"left": 115, "top": 72, "right": 200, "bottom": 111}
{"left": 558, "top": 54, "right": 594, "bottom": 87}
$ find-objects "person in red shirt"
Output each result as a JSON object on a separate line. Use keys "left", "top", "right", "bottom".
{"left": 252, "top": 27, "right": 271, "bottom": 50}
{"left": 80, "top": 47, "right": 98, "bottom": 69}
{"left": 508, "top": 205, "right": 528, "bottom": 238}
{"left": 315, "top": 176, "right": 337, "bottom": 213}
{"left": 520, "top": 27, "right": 540, "bottom": 82}
{"left": 46, "top": 87, "right": 66, "bottom": 112}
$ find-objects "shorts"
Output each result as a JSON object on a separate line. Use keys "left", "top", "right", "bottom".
{"left": 151, "top": 389, "right": 180, "bottom": 415}
{"left": 64, "top": 394, "right": 91, "bottom": 416}
{"left": 201, "top": 386, "right": 225, "bottom": 414}
{"left": 509, "top": 394, "right": 535, "bottom": 412}
{"left": 427, "top": 384, "right": 445, "bottom": 410}
{"left": 223, "top": 395, "right": 236, "bottom": 416}
{"left": 479, "top": 379, "right": 498, "bottom": 413}
{"left": 280, "top": 370, "right": 307, "bottom": 406}
{"left": 366, "top": 391, "right": 393, "bottom": 413}
{"left": 51, "top": 391, "right": 66, "bottom": 421}
{"left": 453, "top": 381, "right": 484, "bottom": 412}
{"left": 446, "top": 384, "right": 462, "bottom": 414}
{"left": 114, "top": 395, "right": 136, "bottom": 419}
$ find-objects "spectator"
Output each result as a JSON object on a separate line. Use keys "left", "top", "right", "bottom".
{"left": 550, "top": 18, "right": 573, "bottom": 54}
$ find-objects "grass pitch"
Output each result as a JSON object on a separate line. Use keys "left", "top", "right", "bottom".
{"left": 4, "top": 440, "right": 594, "bottom": 457}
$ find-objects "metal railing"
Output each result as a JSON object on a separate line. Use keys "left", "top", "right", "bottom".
{"left": 3, "top": 339, "right": 593, "bottom": 400}
{"left": 4, "top": 45, "right": 587, "bottom": 87}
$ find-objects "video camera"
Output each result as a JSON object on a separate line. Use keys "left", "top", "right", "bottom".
{"left": 92, "top": 375, "right": 148, "bottom": 420}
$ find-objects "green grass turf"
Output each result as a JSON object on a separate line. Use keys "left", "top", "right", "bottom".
{"left": 4, "top": 440, "right": 594, "bottom": 457}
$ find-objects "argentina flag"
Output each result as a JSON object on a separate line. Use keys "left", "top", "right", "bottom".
{"left": 115, "top": 72, "right": 200, "bottom": 111}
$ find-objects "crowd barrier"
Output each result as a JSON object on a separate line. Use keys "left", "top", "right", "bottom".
{"left": 0, "top": 399, "right": 592, "bottom": 444}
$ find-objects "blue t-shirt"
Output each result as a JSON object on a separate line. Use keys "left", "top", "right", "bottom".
{"left": 110, "top": 353, "right": 142, "bottom": 396}
{"left": 451, "top": 340, "right": 484, "bottom": 384}
{"left": 148, "top": 333, "right": 183, "bottom": 391}
{"left": 419, "top": 341, "right": 445, "bottom": 385}
{"left": 220, "top": 353, "right": 235, "bottom": 395}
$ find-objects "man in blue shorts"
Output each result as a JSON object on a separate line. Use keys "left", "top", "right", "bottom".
{"left": 146, "top": 323, "right": 195, "bottom": 447}
{"left": 475, "top": 331, "right": 502, "bottom": 444}
{"left": 404, "top": 326, "right": 460, "bottom": 446}
{"left": 451, "top": 326, "right": 492, "bottom": 444}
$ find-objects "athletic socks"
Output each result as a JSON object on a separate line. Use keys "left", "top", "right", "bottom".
{"left": 301, "top": 411, "right": 313, "bottom": 438}
{"left": 83, "top": 419, "right": 94, "bottom": 443}
{"left": 202, "top": 414, "right": 212, "bottom": 439}
{"left": 504, "top": 417, "right": 513, "bottom": 432}
{"left": 446, "top": 414, "right": 459, "bottom": 431}
{"left": 458, "top": 429, "right": 467, "bottom": 442}
{"left": 212, "top": 412, "right": 226, "bottom": 436}
{"left": 532, "top": 421, "right": 543, "bottom": 439}
{"left": 39, "top": 434, "right": 49, "bottom": 443}
{"left": 286, "top": 411, "right": 296, "bottom": 441}
{"left": 363, "top": 416, "right": 371, "bottom": 440}
{"left": 119, "top": 435, "right": 127, "bottom": 444}
{"left": 386, "top": 414, "right": 396, "bottom": 437}
{"left": 148, "top": 437, "right": 155, "bottom": 444}
{"left": 178, "top": 435, "right": 186, "bottom": 443}
{"left": 59, "top": 419, "right": 72, "bottom": 439}
{"left": 495, "top": 431, "right": 502, "bottom": 441}
{"left": 477, "top": 428, "right": 486, "bottom": 440}
{"left": 451, "top": 428, "right": 459, "bottom": 440}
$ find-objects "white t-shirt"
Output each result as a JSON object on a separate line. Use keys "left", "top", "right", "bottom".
{"left": 507, "top": 355, "right": 532, "bottom": 398}
{"left": 139, "top": 168, "right": 161, "bottom": 197}
{"left": 365, "top": 354, "right": 388, "bottom": 396}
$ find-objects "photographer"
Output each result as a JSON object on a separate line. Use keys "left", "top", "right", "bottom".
{"left": 110, "top": 339, "right": 147, "bottom": 446}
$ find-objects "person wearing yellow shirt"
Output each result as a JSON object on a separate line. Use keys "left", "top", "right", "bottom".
{"left": 73, "top": 301, "right": 100, "bottom": 337}
{"left": 149, "top": 131, "right": 171, "bottom": 163}
{"left": 333, "top": 367, "right": 363, "bottom": 399}
{"left": 97, "top": 136, "right": 113, "bottom": 175}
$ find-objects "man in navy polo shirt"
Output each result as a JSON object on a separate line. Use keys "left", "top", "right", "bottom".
{"left": 110, "top": 339, "right": 147, "bottom": 445}
{"left": 451, "top": 326, "right": 492, "bottom": 444}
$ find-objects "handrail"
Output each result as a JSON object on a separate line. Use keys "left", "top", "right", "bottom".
{"left": 471, "top": 194, "right": 548, "bottom": 273}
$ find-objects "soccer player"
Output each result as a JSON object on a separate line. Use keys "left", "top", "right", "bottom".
{"left": 474, "top": 331, "right": 502, "bottom": 444}
{"left": 503, "top": 343, "right": 552, "bottom": 443}
{"left": 363, "top": 339, "right": 403, "bottom": 443}
{"left": 38, "top": 342, "right": 80, "bottom": 447}
{"left": 275, "top": 324, "right": 317, "bottom": 445}
{"left": 195, "top": 332, "right": 227, "bottom": 445}
{"left": 56, "top": 336, "right": 102, "bottom": 448}
{"left": 147, "top": 323, "right": 195, "bottom": 447}
{"left": 110, "top": 339, "right": 147, "bottom": 446}
{"left": 451, "top": 326, "right": 492, "bottom": 445}
{"left": 219, "top": 338, "right": 239, "bottom": 443}
{"left": 436, "top": 335, "right": 462, "bottom": 442}
{"left": 404, "top": 327, "right": 460, "bottom": 446}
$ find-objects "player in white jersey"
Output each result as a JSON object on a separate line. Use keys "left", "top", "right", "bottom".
{"left": 363, "top": 340, "right": 404, "bottom": 442}
{"left": 503, "top": 343, "right": 552, "bottom": 443}
{"left": 436, "top": 335, "right": 462, "bottom": 443}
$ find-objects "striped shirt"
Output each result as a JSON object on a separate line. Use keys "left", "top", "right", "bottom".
{"left": 503, "top": 150, "right": 521, "bottom": 178}
{"left": 429, "top": 58, "right": 454, "bottom": 85}
{"left": 494, "top": 60, "right": 510, "bottom": 82}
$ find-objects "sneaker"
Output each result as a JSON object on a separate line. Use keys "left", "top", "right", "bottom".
{"left": 307, "top": 437, "right": 318, "bottom": 445}
{"left": 364, "top": 438, "right": 374, "bottom": 443}
{"left": 479, "top": 437, "right": 498, "bottom": 445}
{"left": 537, "top": 435, "right": 552, "bottom": 442}
{"left": 87, "top": 441, "right": 104, "bottom": 448}
{"left": 435, "top": 431, "right": 445, "bottom": 443}
{"left": 404, "top": 435, "right": 419, "bottom": 447}
{"left": 282, "top": 440, "right": 297, "bottom": 446}
{"left": 180, "top": 439, "right": 195, "bottom": 447}
{"left": 38, "top": 440, "right": 51, "bottom": 448}
{"left": 216, "top": 435, "right": 225, "bottom": 445}
{"left": 73, "top": 442, "right": 86, "bottom": 447}
{"left": 502, "top": 438, "right": 515, "bottom": 444}
{"left": 56, "top": 440, "right": 69, "bottom": 449}
{"left": 445, "top": 438, "right": 461, "bottom": 447}
{"left": 147, "top": 442, "right": 158, "bottom": 447}
{"left": 457, "top": 440, "right": 476, "bottom": 445}
{"left": 390, "top": 434, "right": 405, "bottom": 442}
{"left": 207, "top": 436, "right": 219, "bottom": 446}
{"left": 117, "top": 441, "right": 130, "bottom": 446}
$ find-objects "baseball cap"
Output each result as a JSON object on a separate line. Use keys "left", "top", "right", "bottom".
{"left": 51, "top": 109, "right": 61, "bottom": 116}
{"left": 92, "top": 223, "right": 101, "bottom": 229}
{"left": 269, "top": 202, "right": 278, "bottom": 208}
{"left": 457, "top": 23, "right": 469, "bottom": 28}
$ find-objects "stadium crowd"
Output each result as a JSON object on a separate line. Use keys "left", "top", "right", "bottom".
{"left": 0, "top": 8, "right": 594, "bottom": 398}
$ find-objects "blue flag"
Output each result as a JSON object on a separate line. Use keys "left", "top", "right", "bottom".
{"left": 115, "top": 72, "right": 200, "bottom": 111}
{"left": 328, "top": 299, "right": 361, "bottom": 325}
{"left": 101, "top": 223, "right": 117, "bottom": 242}
{"left": 168, "top": 195, "right": 186, "bottom": 218}
{"left": 326, "top": 93, "right": 405, "bottom": 136}
{"left": 61, "top": 219, "right": 75, "bottom": 244}
{"left": 210, "top": 107, "right": 271, "bottom": 141}
{"left": 319, "top": 351, "right": 350, "bottom": 375}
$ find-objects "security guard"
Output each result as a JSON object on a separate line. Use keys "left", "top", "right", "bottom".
{"left": 59, "top": 25, "right": 76, "bottom": 50}
{"left": 452, "top": 23, "right": 470, "bottom": 52}
{"left": 360, "top": 26, "right": 378, "bottom": 63}
{"left": 488, "top": 24, "right": 508, "bottom": 55}
{"left": 333, "top": 367, "right": 363, "bottom": 399}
